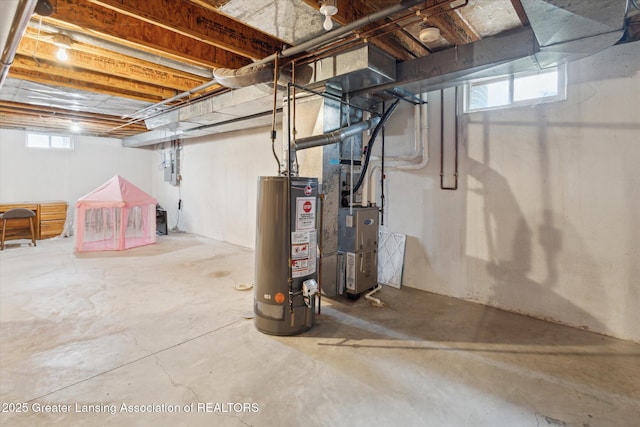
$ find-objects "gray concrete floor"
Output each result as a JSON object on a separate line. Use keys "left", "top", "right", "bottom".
{"left": 0, "top": 233, "right": 639, "bottom": 427}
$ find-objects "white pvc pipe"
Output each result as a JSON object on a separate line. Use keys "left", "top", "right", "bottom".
{"left": 365, "top": 93, "right": 430, "bottom": 205}
{"left": 365, "top": 284, "right": 383, "bottom": 305}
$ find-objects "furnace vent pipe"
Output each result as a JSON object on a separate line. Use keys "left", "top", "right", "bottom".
{"left": 293, "top": 117, "right": 380, "bottom": 151}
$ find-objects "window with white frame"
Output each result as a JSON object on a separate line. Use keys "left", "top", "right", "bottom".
{"left": 26, "top": 132, "right": 74, "bottom": 149}
{"left": 464, "top": 65, "right": 566, "bottom": 112}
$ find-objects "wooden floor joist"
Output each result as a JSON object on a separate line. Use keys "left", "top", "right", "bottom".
{"left": 19, "top": 32, "right": 210, "bottom": 93}
{"left": 45, "top": 0, "right": 252, "bottom": 69}
{"left": 0, "top": 101, "right": 149, "bottom": 137}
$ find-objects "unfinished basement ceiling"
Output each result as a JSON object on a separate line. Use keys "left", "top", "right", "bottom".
{"left": 0, "top": 0, "right": 637, "bottom": 138}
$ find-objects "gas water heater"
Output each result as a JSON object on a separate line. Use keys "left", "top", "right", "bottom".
{"left": 254, "top": 176, "right": 319, "bottom": 335}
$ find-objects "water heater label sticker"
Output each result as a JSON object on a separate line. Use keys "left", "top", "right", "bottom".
{"left": 291, "top": 231, "right": 308, "bottom": 244}
{"left": 296, "top": 197, "right": 316, "bottom": 230}
{"left": 292, "top": 259, "right": 308, "bottom": 277}
{"left": 292, "top": 243, "right": 309, "bottom": 258}
{"left": 291, "top": 230, "right": 317, "bottom": 278}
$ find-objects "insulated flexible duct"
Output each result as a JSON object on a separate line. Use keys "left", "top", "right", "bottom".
{"left": 213, "top": 64, "right": 275, "bottom": 89}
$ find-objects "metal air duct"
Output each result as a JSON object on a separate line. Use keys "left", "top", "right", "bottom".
{"left": 0, "top": 0, "right": 38, "bottom": 89}
{"left": 293, "top": 117, "right": 381, "bottom": 151}
{"left": 522, "top": 0, "right": 629, "bottom": 66}
{"left": 357, "top": 0, "right": 629, "bottom": 100}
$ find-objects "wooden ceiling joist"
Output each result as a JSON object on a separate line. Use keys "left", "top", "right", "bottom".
{"left": 45, "top": 0, "right": 251, "bottom": 69}
{"left": 0, "top": 0, "right": 526, "bottom": 139}
{"left": 88, "top": 0, "right": 286, "bottom": 60}
{"left": 16, "top": 36, "right": 209, "bottom": 93}
{"left": 510, "top": 0, "right": 530, "bottom": 26}
{"left": 10, "top": 56, "right": 171, "bottom": 103}
{"left": 0, "top": 101, "right": 148, "bottom": 137}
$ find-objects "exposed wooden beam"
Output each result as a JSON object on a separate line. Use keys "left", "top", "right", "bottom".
{"left": 45, "top": 0, "right": 251, "bottom": 69}
{"left": 510, "top": 0, "right": 530, "bottom": 26}
{"left": 22, "top": 27, "right": 211, "bottom": 83}
{"left": 9, "top": 55, "right": 171, "bottom": 103}
{"left": 0, "top": 101, "right": 147, "bottom": 137}
{"left": 89, "top": 0, "right": 286, "bottom": 60}
{"left": 17, "top": 36, "right": 209, "bottom": 93}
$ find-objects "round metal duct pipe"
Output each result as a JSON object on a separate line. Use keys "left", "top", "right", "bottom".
{"left": 0, "top": 0, "right": 38, "bottom": 89}
{"left": 293, "top": 117, "right": 381, "bottom": 151}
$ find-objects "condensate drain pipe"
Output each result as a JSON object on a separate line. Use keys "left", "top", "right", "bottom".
{"left": 365, "top": 284, "right": 384, "bottom": 306}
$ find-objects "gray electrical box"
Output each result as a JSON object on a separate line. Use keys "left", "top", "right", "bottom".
{"left": 164, "top": 148, "right": 180, "bottom": 186}
{"left": 338, "top": 207, "right": 379, "bottom": 295}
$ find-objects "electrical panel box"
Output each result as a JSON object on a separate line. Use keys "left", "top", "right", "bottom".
{"left": 163, "top": 148, "right": 180, "bottom": 186}
{"left": 338, "top": 207, "right": 379, "bottom": 252}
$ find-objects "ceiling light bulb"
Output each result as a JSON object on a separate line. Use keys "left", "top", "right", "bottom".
{"left": 70, "top": 122, "right": 81, "bottom": 133}
{"left": 56, "top": 47, "right": 69, "bottom": 61}
{"left": 320, "top": 2, "right": 338, "bottom": 32}
{"left": 323, "top": 14, "right": 334, "bottom": 31}
{"left": 53, "top": 33, "right": 72, "bottom": 61}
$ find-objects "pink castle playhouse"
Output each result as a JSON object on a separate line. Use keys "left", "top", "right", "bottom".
{"left": 75, "top": 175, "right": 157, "bottom": 252}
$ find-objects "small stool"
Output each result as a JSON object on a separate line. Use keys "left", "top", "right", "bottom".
{"left": 1, "top": 208, "right": 37, "bottom": 250}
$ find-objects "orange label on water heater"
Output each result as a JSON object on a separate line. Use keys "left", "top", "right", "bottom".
{"left": 274, "top": 293, "right": 285, "bottom": 304}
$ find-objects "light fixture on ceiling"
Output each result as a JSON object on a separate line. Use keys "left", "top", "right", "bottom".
{"left": 70, "top": 121, "right": 81, "bottom": 133}
{"left": 53, "top": 33, "right": 73, "bottom": 61}
{"left": 320, "top": 0, "right": 338, "bottom": 31}
{"left": 419, "top": 27, "right": 441, "bottom": 43}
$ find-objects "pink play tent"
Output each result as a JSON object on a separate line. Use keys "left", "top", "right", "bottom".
{"left": 75, "top": 175, "right": 157, "bottom": 252}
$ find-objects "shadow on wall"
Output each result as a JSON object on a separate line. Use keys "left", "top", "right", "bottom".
{"left": 464, "top": 155, "right": 606, "bottom": 335}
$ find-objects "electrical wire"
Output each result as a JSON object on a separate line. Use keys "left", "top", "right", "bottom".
{"left": 348, "top": 99, "right": 400, "bottom": 197}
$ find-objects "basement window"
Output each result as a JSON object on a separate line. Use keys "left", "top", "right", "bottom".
{"left": 26, "top": 132, "right": 74, "bottom": 150}
{"left": 464, "top": 65, "right": 566, "bottom": 112}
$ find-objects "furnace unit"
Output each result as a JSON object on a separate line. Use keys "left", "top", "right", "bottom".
{"left": 337, "top": 206, "right": 379, "bottom": 296}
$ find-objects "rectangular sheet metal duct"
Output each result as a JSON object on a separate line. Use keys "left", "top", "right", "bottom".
{"left": 124, "top": 44, "right": 395, "bottom": 147}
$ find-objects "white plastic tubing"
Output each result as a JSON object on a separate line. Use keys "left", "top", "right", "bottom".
{"left": 362, "top": 93, "right": 429, "bottom": 206}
